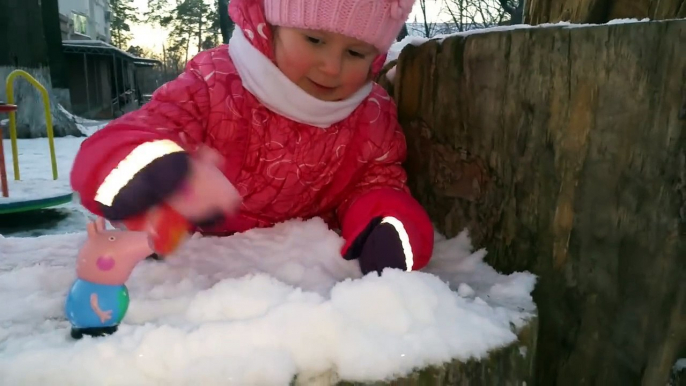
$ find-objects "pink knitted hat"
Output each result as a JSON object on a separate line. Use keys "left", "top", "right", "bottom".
{"left": 264, "top": 0, "right": 415, "bottom": 53}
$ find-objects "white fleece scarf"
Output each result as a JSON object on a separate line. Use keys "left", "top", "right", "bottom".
{"left": 228, "top": 27, "right": 373, "bottom": 129}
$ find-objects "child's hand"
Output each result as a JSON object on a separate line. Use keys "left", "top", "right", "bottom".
{"left": 119, "top": 146, "right": 240, "bottom": 256}
{"left": 343, "top": 217, "right": 411, "bottom": 275}
{"left": 164, "top": 145, "right": 242, "bottom": 226}
{"left": 102, "top": 142, "right": 240, "bottom": 256}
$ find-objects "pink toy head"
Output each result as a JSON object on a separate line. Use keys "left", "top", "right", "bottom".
{"left": 76, "top": 218, "right": 153, "bottom": 285}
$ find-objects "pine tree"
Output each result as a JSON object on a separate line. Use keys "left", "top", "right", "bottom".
{"left": 218, "top": 0, "right": 234, "bottom": 44}
{"left": 109, "top": 0, "right": 141, "bottom": 49}
{"left": 145, "top": 0, "right": 216, "bottom": 65}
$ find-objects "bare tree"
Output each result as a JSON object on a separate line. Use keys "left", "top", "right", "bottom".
{"left": 443, "top": 0, "right": 467, "bottom": 32}
{"left": 418, "top": 0, "right": 438, "bottom": 37}
{"left": 406, "top": 0, "right": 523, "bottom": 37}
{"left": 443, "top": 0, "right": 509, "bottom": 32}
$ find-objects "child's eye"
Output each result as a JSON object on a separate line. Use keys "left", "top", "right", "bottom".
{"left": 348, "top": 50, "right": 365, "bottom": 58}
{"left": 306, "top": 36, "right": 322, "bottom": 44}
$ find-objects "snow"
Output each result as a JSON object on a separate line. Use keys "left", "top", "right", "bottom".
{"left": 0, "top": 219, "right": 536, "bottom": 384}
{"left": 0, "top": 137, "right": 84, "bottom": 204}
{"left": 57, "top": 104, "right": 109, "bottom": 136}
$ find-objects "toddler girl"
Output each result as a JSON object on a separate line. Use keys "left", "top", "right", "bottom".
{"left": 70, "top": 0, "right": 434, "bottom": 275}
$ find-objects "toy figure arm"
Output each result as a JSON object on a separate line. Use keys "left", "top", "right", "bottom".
{"left": 90, "top": 293, "right": 112, "bottom": 323}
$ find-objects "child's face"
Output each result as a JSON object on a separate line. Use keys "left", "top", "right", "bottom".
{"left": 274, "top": 27, "right": 379, "bottom": 101}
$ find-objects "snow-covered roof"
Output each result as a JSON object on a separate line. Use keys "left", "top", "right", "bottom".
{"left": 62, "top": 39, "right": 161, "bottom": 66}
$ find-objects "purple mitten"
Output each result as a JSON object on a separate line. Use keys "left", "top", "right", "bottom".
{"left": 98, "top": 152, "right": 191, "bottom": 221}
{"left": 344, "top": 217, "right": 410, "bottom": 275}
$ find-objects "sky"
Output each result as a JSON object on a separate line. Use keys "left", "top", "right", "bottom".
{"left": 128, "top": 0, "right": 449, "bottom": 54}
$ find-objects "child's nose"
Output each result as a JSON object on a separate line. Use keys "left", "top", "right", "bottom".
{"left": 318, "top": 52, "right": 342, "bottom": 77}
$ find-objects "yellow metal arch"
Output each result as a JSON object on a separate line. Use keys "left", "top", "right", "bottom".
{"left": 5, "top": 70, "right": 58, "bottom": 181}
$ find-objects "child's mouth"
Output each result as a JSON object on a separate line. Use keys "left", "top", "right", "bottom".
{"left": 309, "top": 79, "right": 336, "bottom": 92}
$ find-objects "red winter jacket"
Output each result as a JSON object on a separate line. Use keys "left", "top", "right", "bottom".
{"left": 70, "top": 0, "right": 434, "bottom": 270}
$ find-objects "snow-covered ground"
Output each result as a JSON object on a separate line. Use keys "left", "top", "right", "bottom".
{"left": 0, "top": 136, "right": 80, "bottom": 204}
{"left": 0, "top": 218, "right": 536, "bottom": 384}
{"left": 0, "top": 102, "right": 106, "bottom": 207}
{"left": 0, "top": 136, "right": 91, "bottom": 237}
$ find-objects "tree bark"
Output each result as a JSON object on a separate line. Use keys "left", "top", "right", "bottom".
{"left": 525, "top": 0, "right": 686, "bottom": 25}
{"left": 0, "top": 0, "right": 80, "bottom": 138}
{"left": 385, "top": 19, "right": 686, "bottom": 385}
{"left": 0, "top": 0, "right": 49, "bottom": 68}
{"left": 41, "top": 0, "right": 68, "bottom": 89}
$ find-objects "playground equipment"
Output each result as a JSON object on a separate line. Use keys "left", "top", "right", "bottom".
{"left": 0, "top": 103, "right": 13, "bottom": 198}
{"left": 0, "top": 70, "right": 72, "bottom": 214}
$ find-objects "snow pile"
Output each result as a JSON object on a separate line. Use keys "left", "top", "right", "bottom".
{"left": 0, "top": 137, "right": 83, "bottom": 204}
{"left": 0, "top": 218, "right": 536, "bottom": 385}
{"left": 57, "top": 104, "right": 109, "bottom": 136}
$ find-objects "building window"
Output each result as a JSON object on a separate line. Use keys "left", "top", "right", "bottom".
{"left": 73, "top": 14, "right": 88, "bottom": 35}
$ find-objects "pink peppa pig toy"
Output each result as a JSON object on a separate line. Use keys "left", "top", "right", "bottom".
{"left": 65, "top": 217, "right": 153, "bottom": 339}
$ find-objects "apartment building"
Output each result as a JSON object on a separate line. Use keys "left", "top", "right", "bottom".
{"left": 58, "top": 0, "right": 111, "bottom": 42}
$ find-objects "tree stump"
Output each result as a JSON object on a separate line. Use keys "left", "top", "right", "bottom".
{"left": 0, "top": 66, "right": 83, "bottom": 138}
{"left": 525, "top": 0, "right": 686, "bottom": 25}
{"left": 387, "top": 19, "right": 686, "bottom": 385}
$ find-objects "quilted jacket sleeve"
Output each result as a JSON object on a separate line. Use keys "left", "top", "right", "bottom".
{"left": 336, "top": 95, "right": 434, "bottom": 271}
{"left": 70, "top": 55, "right": 212, "bottom": 217}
